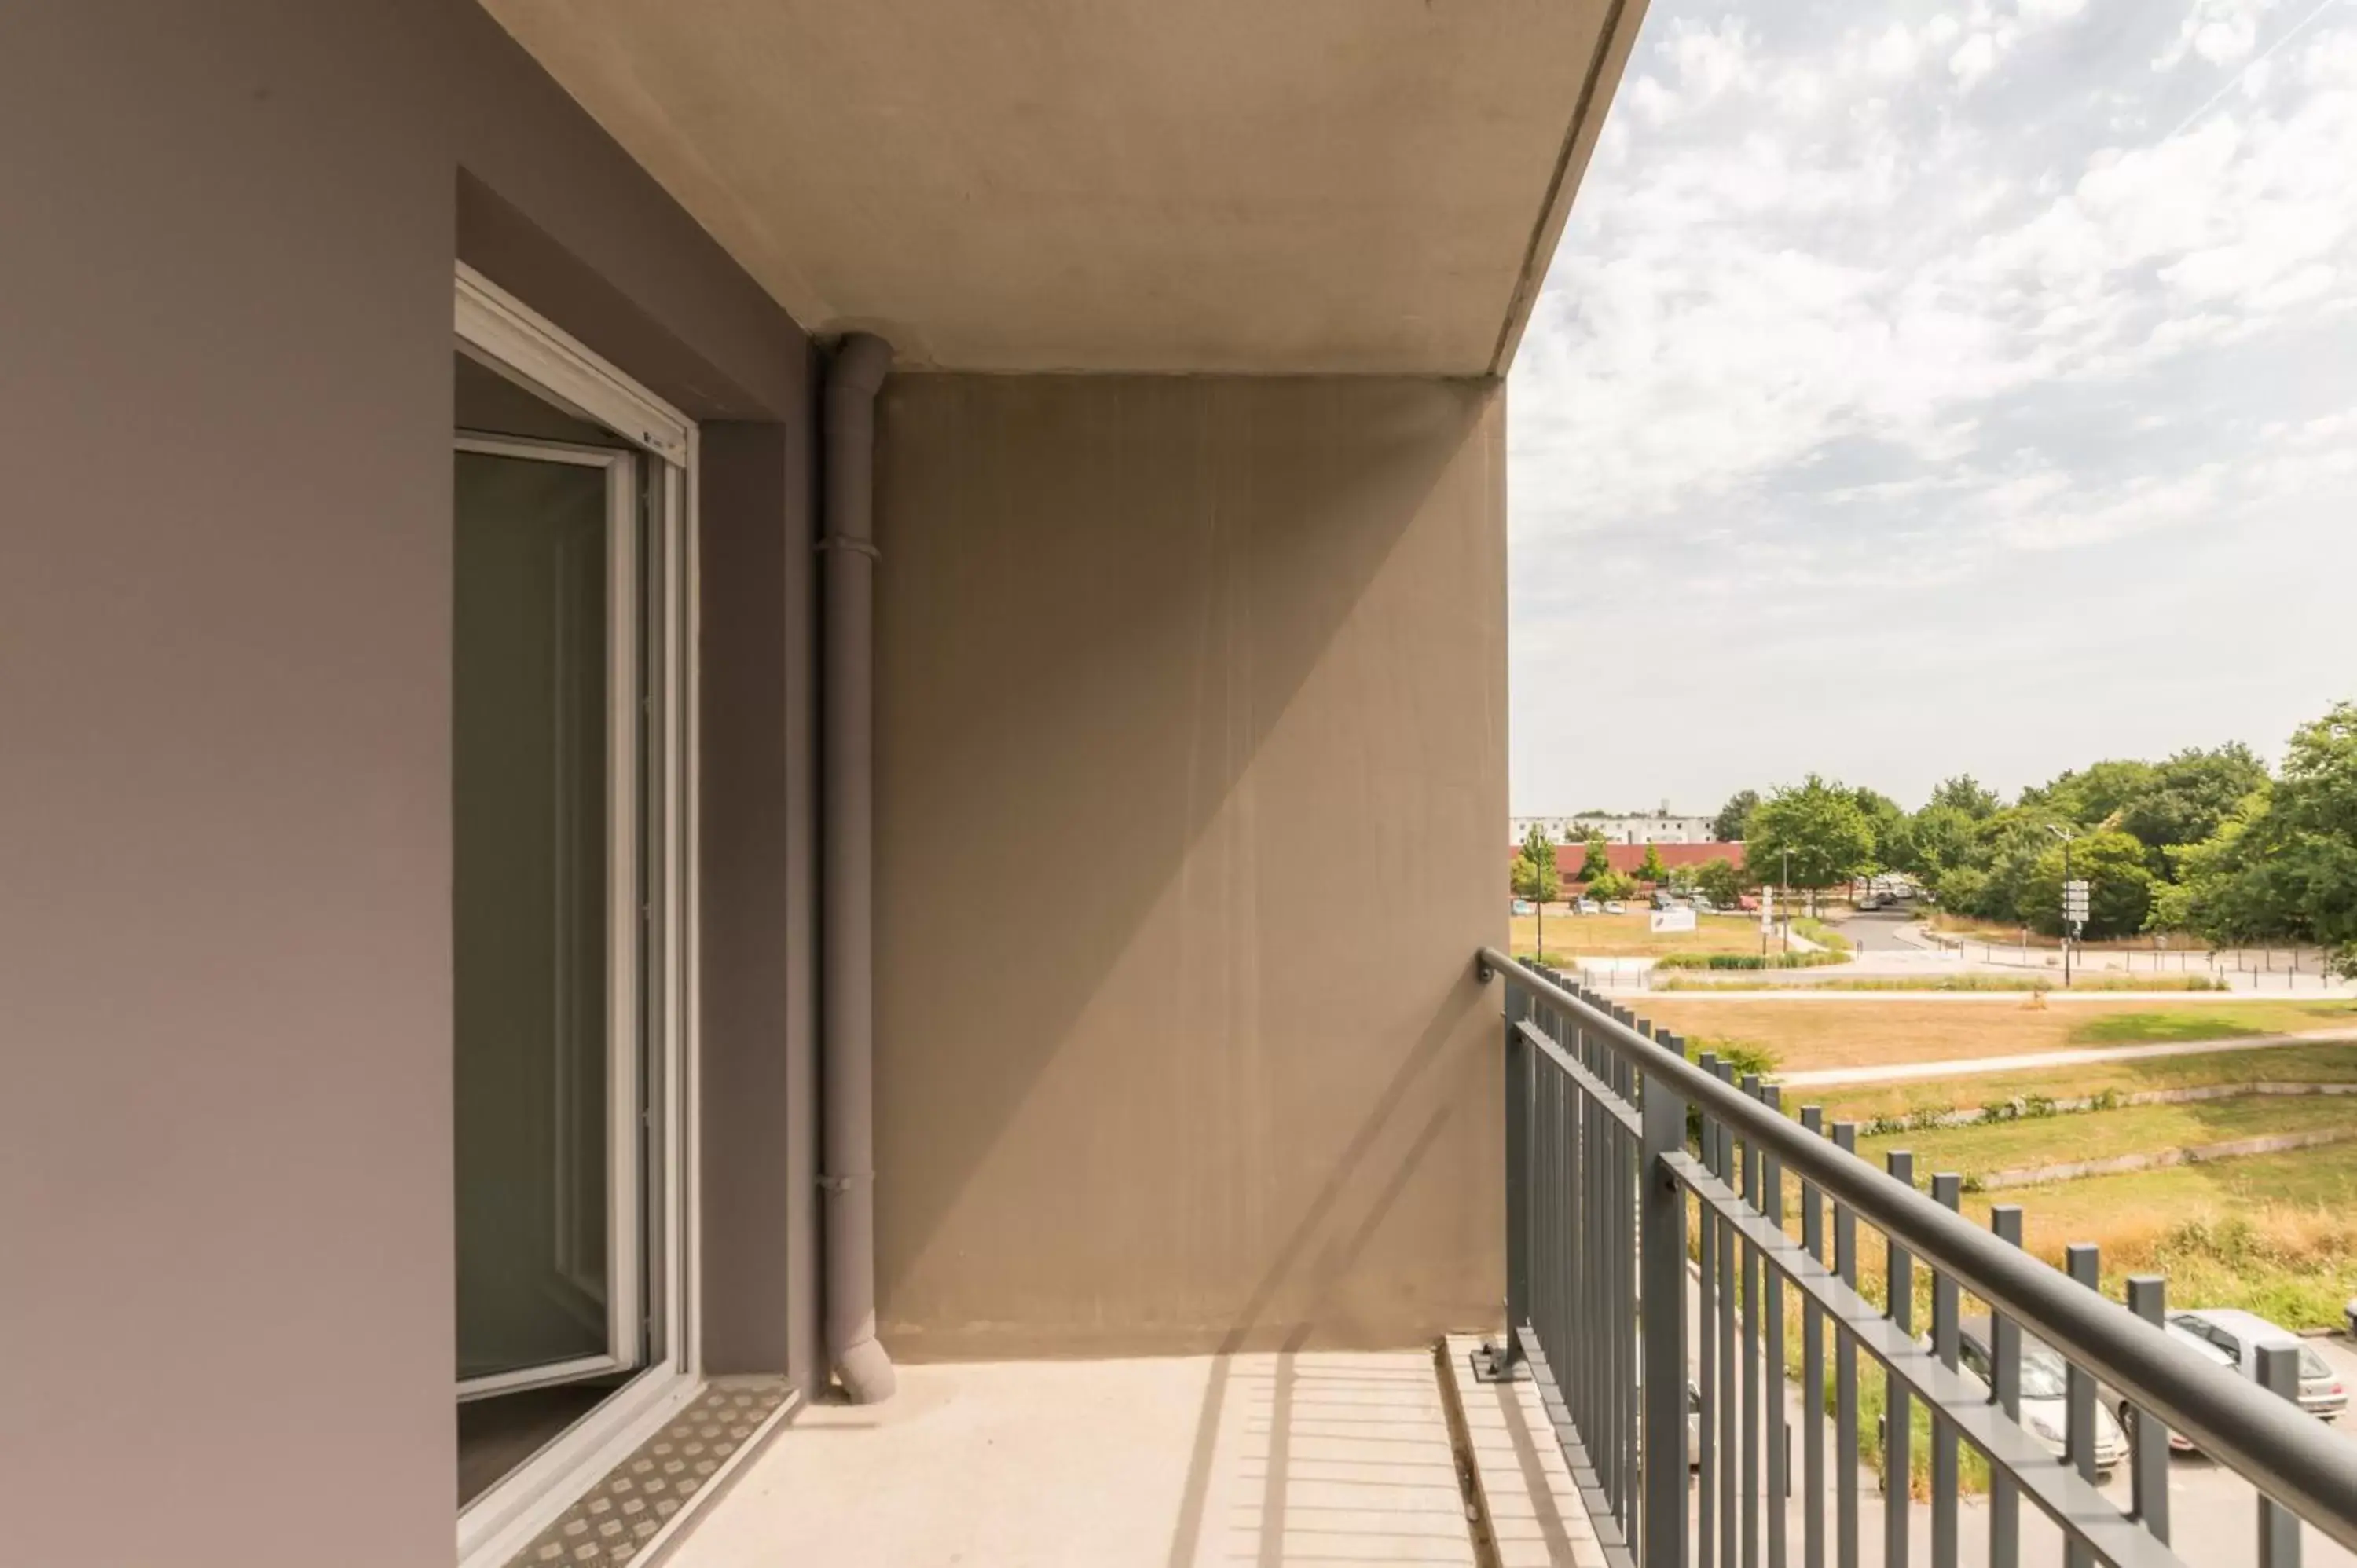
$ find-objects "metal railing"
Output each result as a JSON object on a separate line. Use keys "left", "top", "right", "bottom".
{"left": 1479, "top": 947, "right": 2357, "bottom": 1568}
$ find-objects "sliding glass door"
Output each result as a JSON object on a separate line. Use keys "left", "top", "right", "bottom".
{"left": 453, "top": 435, "right": 641, "bottom": 1401}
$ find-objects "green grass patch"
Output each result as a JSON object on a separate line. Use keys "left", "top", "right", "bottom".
{"left": 2067, "top": 1009, "right": 2273, "bottom": 1046}
{"left": 1854, "top": 1095, "right": 2357, "bottom": 1181}
{"left": 1802, "top": 1042, "right": 2357, "bottom": 1125}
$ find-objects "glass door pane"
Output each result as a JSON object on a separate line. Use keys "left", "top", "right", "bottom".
{"left": 453, "top": 442, "right": 637, "bottom": 1394}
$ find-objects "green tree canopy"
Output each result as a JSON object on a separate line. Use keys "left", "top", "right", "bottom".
{"left": 2176, "top": 704, "right": 2357, "bottom": 969}
{"left": 2117, "top": 743, "right": 2269, "bottom": 859}
{"left": 2022, "top": 828, "right": 2154, "bottom": 940}
{"left": 1587, "top": 869, "right": 1638, "bottom": 902}
{"left": 1512, "top": 825, "right": 1559, "bottom": 907}
{"left": 1637, "top": 842, "right": 1669, "bottom": 885}
{"left": 1901, "top": 803, "right": 1979, "bottom": 878}
{"left": 1747, "top": 776, "right": 1878, "bottom": 897}
{"left": 1929, "top": 775, "right": 2001, "bottom": 820}
{"left": 1712, "top": 789, "right": 1760, "bottom": 843}
{"left": 1578, "top": 832, "right": 1613, "bottom": 884}
{"left": 1694, "top": 859, "right": 1744, "bottom": 907}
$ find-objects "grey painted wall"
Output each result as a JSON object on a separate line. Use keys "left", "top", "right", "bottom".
{"left": 0, "top": 5, "right": 808, "bottom": 1565}
{"left": 870, "top": 376, "right": 1509, "bottom": 1359}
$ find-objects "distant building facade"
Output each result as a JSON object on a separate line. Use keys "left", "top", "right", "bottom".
{"left": 1507, "top": 840, "right": 1748, "bottom": 891}
{"left": 1510, "top": 804, "right": 1719, "bottom": 847}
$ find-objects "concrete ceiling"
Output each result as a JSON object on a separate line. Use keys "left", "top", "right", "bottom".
{"left": 480, "top": 1, "right": 1642, "bottom": 375}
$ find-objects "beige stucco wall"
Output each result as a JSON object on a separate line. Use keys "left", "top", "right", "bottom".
{"left": 871, "top": 376, "right": 1508, "bottom": 1358}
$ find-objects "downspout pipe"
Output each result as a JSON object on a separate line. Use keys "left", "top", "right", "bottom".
{"left": 819, "top": 332, "right": 896, "bottom": 1403}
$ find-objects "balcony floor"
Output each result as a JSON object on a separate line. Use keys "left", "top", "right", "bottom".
{"left": 666, "top": 1350, "right": 1492, "bottom": 1567}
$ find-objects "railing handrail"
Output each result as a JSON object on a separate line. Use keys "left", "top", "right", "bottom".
{"left": 1479, "top": 945, "right": 2357, "bottom": 1555}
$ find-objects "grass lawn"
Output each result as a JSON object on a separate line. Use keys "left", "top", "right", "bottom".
{"left": 1510, "top": 909, "right": 1769, "bottom": 960}
{"left": 1806, "top": 1040, "right": 2357, "bottom": 1123}
{"left": 1641, "top": 995, "right": 2357, "bottom": 1073}
{"left": 1854, "top": 1094, "right": 2357, "bottom": 1179}
{"left": 1959, "top": 1142, "right": 2357, "bottom": 1329}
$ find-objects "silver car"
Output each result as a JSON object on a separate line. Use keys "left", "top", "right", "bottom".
{"left": 2170, "top": 1308, "right": 2348, "bottom": 1423}
{"left": 1953, "top": 1315, "right": 2129, "bottom": 1473}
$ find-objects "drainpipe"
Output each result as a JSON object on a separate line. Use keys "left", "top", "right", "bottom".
{"left": 819, "top": 332, "right": 896, "bottom": 1403}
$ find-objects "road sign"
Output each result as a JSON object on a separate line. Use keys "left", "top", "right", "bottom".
{"left": 2063, "top": 878, "right": 2090, "bottom": 935}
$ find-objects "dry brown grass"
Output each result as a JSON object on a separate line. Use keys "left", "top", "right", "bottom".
{"left": 1510, "top": 909, "right": 1766, "bottom": 960}
{"left": 1640, "top": 996, "right": 2357, "bottom": 1072}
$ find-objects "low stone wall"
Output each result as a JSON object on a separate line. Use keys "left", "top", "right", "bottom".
{"left": 1911, "top": 1079, "right": 2357, "bottom": 1129}
{"left": 1980, "top": 1127, "right": 2355, "bottom": 1189}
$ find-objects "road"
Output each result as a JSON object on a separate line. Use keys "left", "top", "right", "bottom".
{"left": 1684, "top": 1270, "right": 2357, "bottom": 1566}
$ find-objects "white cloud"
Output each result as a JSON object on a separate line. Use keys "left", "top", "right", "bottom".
{"left": 1952, "top": 31, "right": 2003, "bottom": 88}
{"left": 1508, "top": 0, "right": 2357, "bottom": 812}
{"left": 2156, "top": 0, "right": 2282, "bottom": 69}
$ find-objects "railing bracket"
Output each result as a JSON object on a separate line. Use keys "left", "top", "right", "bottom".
{"left": 1469, "top": 1339, "right": 1528, "bottom": 1383}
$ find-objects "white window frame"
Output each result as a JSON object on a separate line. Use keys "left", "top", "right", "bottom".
{"left": 453, "top": 262, "right": 706, "bottom": 1568}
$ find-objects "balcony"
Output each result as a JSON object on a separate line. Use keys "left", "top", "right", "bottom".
{"left": 493, "top": 950, "right": 2357, "bottom": 1568}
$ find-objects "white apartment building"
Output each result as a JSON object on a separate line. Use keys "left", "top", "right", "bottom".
{"left": 1511, "top": 805, "right": 1718, "bottom": 846}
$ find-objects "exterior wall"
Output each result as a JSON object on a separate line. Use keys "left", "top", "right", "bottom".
{"left": 0, "top": 8, "right": 810, "bottom": 1567}
{"left": 871, "top": 376, "right": 1508, "bottom": 1358}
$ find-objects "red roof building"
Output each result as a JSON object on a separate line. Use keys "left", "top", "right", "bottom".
{"left": 1511, "top": 838, "right": 1747, "bottom": 888}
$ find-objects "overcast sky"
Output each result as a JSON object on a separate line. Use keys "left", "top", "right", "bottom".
{"left": 1508, "top": 0, "right": 2357, "bottom": 818}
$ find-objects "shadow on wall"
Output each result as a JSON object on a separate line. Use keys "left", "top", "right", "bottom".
{"left": 871, "top": 375, "right": 1508, "bottom": 1359}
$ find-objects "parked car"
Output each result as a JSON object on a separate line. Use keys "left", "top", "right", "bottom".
{"left": 1603, "top": 899, "right": 1627, "bottom": 914}
{"left": 1510, "top": 899, "right": 1534, "bottom": 916}
{"left": 1691, "top": 896, "right": 1716, "bottom": 913}
{"left": 2169, "top": 1309, "right": 2348, "bottom": 1422}
{"left": 2101, "top": 1320, "right": 2235, "bottom": 1453}
{"left": 1946, "top": 1316, "right": 2129, "bottom": 1473}
{"left": 1736, "top": 894, "right": 1761, "bottom": 913}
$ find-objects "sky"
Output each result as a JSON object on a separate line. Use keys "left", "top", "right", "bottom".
{"left": 1508, "top": 0, "right": 2357, "bottom": 819}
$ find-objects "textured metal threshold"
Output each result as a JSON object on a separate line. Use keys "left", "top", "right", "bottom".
{"left": 504, "top": 1377, "right": 794, "bottom": 1567}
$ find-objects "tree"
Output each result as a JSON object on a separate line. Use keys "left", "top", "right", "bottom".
{"left": 1745, "top": 776, "right": 1877, "bottom": 912}
{"left": 2117, "top": 744, "right": 2270, "bottom": 868}
{"left": 1694, "top": 858, "right": 1743, "bottom": 908}
{"left": 1578, "top": 832, "right": 1613, "bottom": 885}
{"left": 1712, "top": 789, "right": 1760, "bottom": 843}
{"left": 2021, "top": 828, "right": 2154, "bottom": 940}
{"left": 1929, "top": 775, "right": 2000, "bottom": 820}
{"left": 1849, "top": 786, "right": 1908, "bottom": 874}
{"left": 1637, "top": 842, "right": 1668, "bottom": 888}
{"left": 1512, "top": 825, "right": 1560, "bottom": 958}
{"left": 1588, "top": 868, "right": 1637, "bottom": 903}
{"left": 2179, "top": 703, "right": 2357, "bottom": 968}
{"left": 1901, "top": 803, "right": 1978, "bottom": 879}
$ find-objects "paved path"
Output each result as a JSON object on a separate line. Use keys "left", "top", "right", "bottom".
{"left": 1779, "top": 1028, "right": 2357, "bottom": 1086}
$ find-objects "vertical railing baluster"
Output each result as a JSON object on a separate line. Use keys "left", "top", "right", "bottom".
{"left": 1619, "top": 1027, "right": 1641, "bottom": 1535}
{"left": 1883, "top": 1150, "right": 1915, "bottom": 1568}
{"left": 2124, "top": 1275, "right": 2171, "bottom": 1546}
{"left": 1699, "top": 1052, "right": 1721, "bottom": 1568}
{"left": 2258, "top": 1345, "right": 2304, "bottom": 1568}
{"left": 1831, "top": 1123, "right": 1860, "bottom": 1568}
{"left": 1800, "top": 1105, "right": 1826, "bottom": 1568}
{"left": 1503, "top": 981, "right": 1530, "bottom": 1372}
{"left": 1762, "top": 1085, "right": 1788, "bottom": 1568}
{"left": 1642, "top": 1035, "right": 1690, "bottom": 1568}
{"left": 1742, "top": 1073, "right": 1764, "bottom": 1568}
{"left": 1989, "top": 1206, "right": 2025, "bottom": 1568}
{"left": 1716, "top": 1059, "right": 1739, "bottom": 1568}
{"left": 1930, "top": 1173, "right": 1963, "bottom": 1568}
{"left": 2063, "top": 1244, "right": 2100, "bottom": 1568}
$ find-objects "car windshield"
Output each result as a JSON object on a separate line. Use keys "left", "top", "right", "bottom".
{"left": 2018, "top": 1343, "right": 2070, "bottom": 1400}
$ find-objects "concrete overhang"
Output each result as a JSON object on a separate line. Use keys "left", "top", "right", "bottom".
{"left": 478, "top": 0, "right": 1644, "bottom": 375}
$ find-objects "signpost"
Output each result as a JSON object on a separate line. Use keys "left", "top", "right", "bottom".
{"left": 2062, "top": 877, "right": 2089, "bottom": 987}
